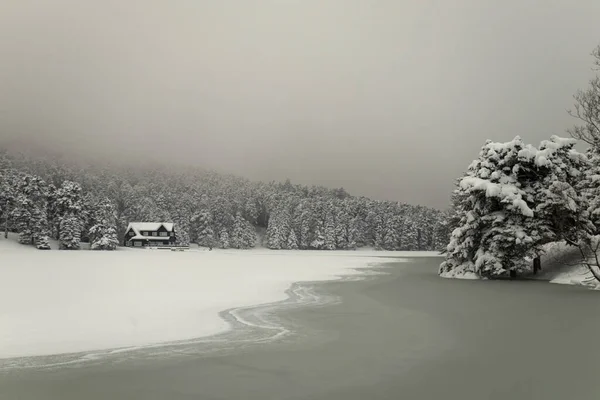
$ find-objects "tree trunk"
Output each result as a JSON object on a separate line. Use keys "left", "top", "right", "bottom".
{"left": 533, "top": 257, "right": 541, "bottom": 275}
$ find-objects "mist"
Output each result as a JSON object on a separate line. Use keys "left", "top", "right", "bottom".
{"left": 1, "top": 0, "right": 600, "bottom": 208}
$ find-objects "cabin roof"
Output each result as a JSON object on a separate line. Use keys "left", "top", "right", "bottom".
{"left": 126, "top": 222, "right": 174, "bottom": 235}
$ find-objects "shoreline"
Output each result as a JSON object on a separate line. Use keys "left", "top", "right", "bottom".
{"left": 0, "top": 264, "right": 392, "bottom": 371}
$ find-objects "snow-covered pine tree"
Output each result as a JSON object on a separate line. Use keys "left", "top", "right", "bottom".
{"left": 527, "top": 136, "right": 591, "bottom": 244}
{"left": 89, "top": 197, "right": 119, "bottom": 250}
{"left": 266, "top": 214, "right": 282, "bottom": 249}
{"left": 266, "top": 206, "right": 291, "bottom": 249}
{"left": 231, "top": 213, "right": 246, "bottom": 249}
{"left": 12, "top": 192, "right": 33, "bottom": 245}
{"left": 244, "top": 198, "right": 259, "bottom": 225}
{"left": 46, "top": 183, "right": 58, "bottom": 239}
{"left": 176, "top": 220, "right": 191, "bottom": 246}
{"left": 439, "top": 137, "right": 584, "bottom": 278}
{"left": 347, "top": 216, "right": 359, "bottom": 250}
{"left": 59, "top": 214, "right": 82, "bottom": 250}
{"left": 383, "top": 215, "right": 398, "bottom": 250}
{"left": 55, "top": 180, "right": 84, "bottom": 249}
{"left": 12, "top": 174, "right": 50, "bottom": 248}
{"left": 334, "top": 207, "right": 350, "bottom": 250}
{"left": 310, "top": 218, "right": 325, "bottom": 249}
{"left": 192, "top": 210, "right": 217, "bottom": 248}
{"left": 324, "top": 211, "right": 336, "bottom": 250}
{"left": 287, "top": 229, "right": 299, "bottom": 250}
{"left": 433, "top": 210, "right": 452, "bottom": 252}
{"left": 219, "top": 228, "right": 230, "bottom": 249}
{"left": 372, "top": 215, "right": 385, "bottom": 250}
{"left": 297, "top": 201, "right": 312, "bottom": 249}
{"left": 242, "top": 217, "right": 256, "bottom": 248}
{"left": 0, "top": 167, "right": 17, "bottom": 239}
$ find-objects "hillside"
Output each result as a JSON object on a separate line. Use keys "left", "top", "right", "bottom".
{"left": 0, "top": 150, "right": 449, "bottom": 251}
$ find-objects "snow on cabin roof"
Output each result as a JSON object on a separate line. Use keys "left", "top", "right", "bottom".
{"left": 127, "top": 222, "right": 175, "bottom": 235}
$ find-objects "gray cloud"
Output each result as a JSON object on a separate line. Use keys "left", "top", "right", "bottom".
{"left": 1, "top": 0, "right": 600, "bottom": 208}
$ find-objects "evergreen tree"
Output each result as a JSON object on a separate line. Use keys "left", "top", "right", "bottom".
{"left": 347, "top": 216, "right": 359, "bottom": 250}
{"left": 310, "top": 218, "right": 325, "bottom": 249}
{"left": 383, "top": 216, "right": 398, "bottom": 250}
{"left": 241, "top": 217, "right": 257, "bottom": 248}
{"left": 231, "top": 213, "right": 246, "bottom": 249}
{"left": 89, "top": 197, "right": 119, "bottom": 250}
{"left": 402, "top": 218, "right": 418, "bottom": 251}
{"left": 0, "top": 168, "right": 17, "bottom": 239}
{"left": 60, "top": 214, "right": 82, "bottom": 250}
{"left": 219, "top": 228, "right": 230, "bottom": 249}
{"left": 266, "top": 215, "right": 283, "bottom": 249}
{"left": 193, "top": 210, "right": 215, "bottom": 247}
{"left": 324, "top": 211, "right": 336, "bottom": 250}
{"left": 55, "top": 180, "right": 84, "bottom": 249}
{"left": 440, "top": 136, "right": 588, "bottom": 278}
{"left": 334, "top": 207, "right": 350, "bottom": 249}
{"left": 12, "top": 175, "right": 50, "bottom": 249}
{"left": 440, "top": 138, "right": 536, "bottom": 277}
{"left": 287, "top": 229, "right": 299, "bottom": 250}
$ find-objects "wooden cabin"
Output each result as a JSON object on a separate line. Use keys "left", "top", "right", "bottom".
{"left": 124, "top": 222, "right": 176, "bottom": 248}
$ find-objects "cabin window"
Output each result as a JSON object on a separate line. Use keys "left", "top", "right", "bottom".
{"left": 152, "top": 232, "right": 158, "bottom": 237}
{"left": 134, "top": 241, "right": 142, "bottom": 247}
{"left": 159, "top": 232, "right": 168, "bottom": 237}
{"left": 129, "top": 231, "right": 134, "bottom": 236}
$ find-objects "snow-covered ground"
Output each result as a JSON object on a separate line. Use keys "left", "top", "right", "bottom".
{"left": 439, "top": 241, "right": 600, "bottom": 288}
{"left": 0, "top": 235, "right": 439, "bottom": 359}
{"left": 536, "top": 242, "right": 600, "bottom": 288}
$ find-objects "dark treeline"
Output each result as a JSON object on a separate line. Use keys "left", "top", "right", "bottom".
{"left": 0, "top": 150, "right": 449, "bottom": 251}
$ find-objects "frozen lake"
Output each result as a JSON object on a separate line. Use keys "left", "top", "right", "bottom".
{"left": 2, "top": 257, "right": 600, "bottom": 399}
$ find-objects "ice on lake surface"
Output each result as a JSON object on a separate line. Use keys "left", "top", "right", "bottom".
{"left": 0, "top": 235, "right": 432, "bottom": 364}
{"left": 3, "top": 257, "right": 600, "bottom": 400}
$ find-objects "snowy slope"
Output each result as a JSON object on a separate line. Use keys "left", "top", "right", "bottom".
{"left": 535, "top": 242, "right": 599, "bottom": 288}
{"left": 0, "top": 236, "right": 439, "bottom": 359}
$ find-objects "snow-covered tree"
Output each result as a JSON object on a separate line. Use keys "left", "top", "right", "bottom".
{"left": 287, "top": 229, "right": 299, "bottom": 250}
{"left": 242, "top": 217, "right": 256, "bottom": 248}
{"left": 12, "top": 174, "right": 50, "bottom": 249}
{"left": 59, "top": 214, "right": 82, "bottom": 250}
{"left": 440, "top": 138, "right": 538, "bottom": 277}
{"left": 383, "top": 216, "right": 398, "bottom": 250}
{"left": 441, "top": 136, "right": 590, "bottom": 279}
{"left": 528, "top": 136, "right": 591, "bottom": 244}
{"left": 310, "top": 218, "right": 325, "bottom": 249}
{"left": 192, "top": 210, "right": 215, "bottom": 248}
{"left": 88, "top": 197, "right": 119, "bottom": 250}
{"left": 0, "top": 167, "right": 17, "bottom": 239}
{"left": 323, "top": 211, "right": 336, "bottom": 250}
{"left": 231, "top": 213, "right": 255, "bottom": 249}
{"left": 219, "top": 228, "right": 230, "bottom": 249}
{"left": 55, "top": 180, "right": 84, "bottom": 249}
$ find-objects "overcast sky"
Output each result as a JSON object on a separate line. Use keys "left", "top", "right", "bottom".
{"left": 1, "top": 0, "right": 600, "bottom": 208}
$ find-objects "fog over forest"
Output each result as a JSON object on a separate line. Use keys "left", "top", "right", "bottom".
{"left": 2, "top": 1, "right": 600, "bottom": 208}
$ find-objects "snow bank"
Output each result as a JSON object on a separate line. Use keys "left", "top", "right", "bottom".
{"left": 0, "top": 238, "right": 436, "bottom": 359}
{"left": 439, "top": 269, "right": 480, "bottom": 280}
